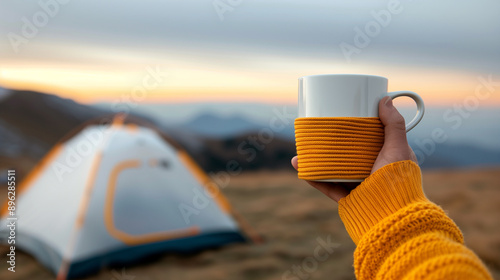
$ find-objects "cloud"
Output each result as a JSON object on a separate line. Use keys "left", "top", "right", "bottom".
{"left": 0, "top": 0, "right": 499, "bottom": 105}
{"left": 1, "top": 0, "right": 498, "bottom": 72}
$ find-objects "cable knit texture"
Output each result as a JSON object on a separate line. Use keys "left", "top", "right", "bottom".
{"left": 338, "top": 160, "right": 493, "bottom": 280}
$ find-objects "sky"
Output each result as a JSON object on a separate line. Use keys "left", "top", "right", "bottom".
{"left": 0, "top": 0, "right": 499, "bottom": 105}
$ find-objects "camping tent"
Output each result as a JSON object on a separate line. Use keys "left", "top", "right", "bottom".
{"left": 0, "top": 115, "right": 248, "bottom": 279}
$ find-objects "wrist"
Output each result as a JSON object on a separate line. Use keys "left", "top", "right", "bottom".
{"left": 338, "top": 160, "right": 428, "bottom": 244}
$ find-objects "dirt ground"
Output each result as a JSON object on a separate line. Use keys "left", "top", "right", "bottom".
{"left": 1, "top": 167, "right": 499, "bottom": 280}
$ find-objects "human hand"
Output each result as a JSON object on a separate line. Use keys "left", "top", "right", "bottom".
{"left": 291, "top": 96, "right": 418, "bottom": 202}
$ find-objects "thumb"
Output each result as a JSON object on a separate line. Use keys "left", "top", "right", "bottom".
{"left": 379, "top": 96, "right": 408, "bottom": 149}
{"left": 372, "top": 97, "right": 417, "bottom": 173}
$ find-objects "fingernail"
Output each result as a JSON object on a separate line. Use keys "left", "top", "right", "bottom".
{"left": 384, "top": 97, "right": 393, "bottom": 107}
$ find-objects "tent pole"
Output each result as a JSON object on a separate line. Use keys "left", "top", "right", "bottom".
{"left": 231, "top": 208, "right": 263, "bottom": 244}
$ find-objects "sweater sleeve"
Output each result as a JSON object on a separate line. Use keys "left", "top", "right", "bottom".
{"left": 338, "top": 160, "right": 493, "bottom": 280}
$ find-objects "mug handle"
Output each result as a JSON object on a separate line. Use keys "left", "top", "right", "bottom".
{"left": 387, "top": 91, "right": 425, "bottom": 132}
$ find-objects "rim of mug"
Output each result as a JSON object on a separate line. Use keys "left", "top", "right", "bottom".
{"left": 299, "top": 73, "right": 388, "bottom": 81}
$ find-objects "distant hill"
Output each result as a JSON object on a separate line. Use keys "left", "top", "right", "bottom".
{"left": 176, "top": 112, "right": 295, "bottom": 140}
{"left": 122, "top": 103, "right": 500, "bottom": 152}
{"left": 0, "top": 88, "right": 205, "bottom": 178}
{"left": 196, "top": 133, "right": 500, "bottom": 172}
{"left": 414, "top": 143, "right": 500, "bottom": 169}
{"left": 0, "top": 89, "right": 107, "bottom": 147}
{"left": 195, "top": 133, "right": 296, "bottom": 172}
{"left": 0, "top": 89, "right": 107, "bottom": 177}
{"left": 180, "top": 113, "right": 262, "bottom": 138}
{"left": 175, "top": 110, "right": 500, "bottom": 170}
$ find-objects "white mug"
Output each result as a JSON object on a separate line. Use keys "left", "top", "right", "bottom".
{"left": 298, "top": 74, "right": 425, "bottom": 132}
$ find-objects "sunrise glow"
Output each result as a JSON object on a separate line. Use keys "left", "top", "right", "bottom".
{"left": 1, "top": 61, "right": 498, "bottom": 107}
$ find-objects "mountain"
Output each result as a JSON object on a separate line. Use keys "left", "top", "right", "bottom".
{"left": 176, "top": 109, "right": 500, "bottom": 170}
{"left": 93, "top": 102, "right": 299, "bottom": 140}
{"left": 1, "top": 87, "right": 499, "bottom": 182}
{"left": 0, "top": 87, "right": 11, "bottom": 101}
{"left": 0, "top": 88, "right": 112, "bottom": 163}
{"left": 195, "top": 133, "right": 296, "bottom": 172}
{"left": 176, "top": 112, "right": 295, "bottom": 140}
{"left": 115, "top": 103, "right": 500, "bottom": 152}
{"left": 414, "top": 143, "right": 500, "bottom": 169}
{"left": 0, "top": 88, "right": 295, "bottom": 177}
{"left": 0, "top": 88, "right": 206, "bottom": 179}
{"left": 179, "top": 113, "right": 262, "bottom": 138}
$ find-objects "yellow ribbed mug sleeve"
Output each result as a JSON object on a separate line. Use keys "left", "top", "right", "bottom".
{"left": 294, "top": 117, "right": 384, "bottom": 180}
{"left": 338, "top": 160, "right": 493, "bottom": 280}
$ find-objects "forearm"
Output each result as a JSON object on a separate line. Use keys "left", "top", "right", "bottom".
{"left": 338, "top": 160, "right": 492, "bottom": 280}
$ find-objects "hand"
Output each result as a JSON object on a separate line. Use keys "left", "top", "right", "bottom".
{"left": 291, "top": 96, "right": 418, "bottom": 202}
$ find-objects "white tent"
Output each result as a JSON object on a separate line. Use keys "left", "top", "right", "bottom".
{"left": 0, "top": 115, "right": 249, "bottom": 279}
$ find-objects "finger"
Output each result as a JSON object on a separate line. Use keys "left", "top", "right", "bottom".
{"left": 379, "top": 97, "right": 409, "bottom": 151}
{"left": 306, "top": 180, "right": 351, "bottom": 202}
{"left": 372, "top": 97, "right": 414, "bottom": 173}
{"left": 292, "top": 155, "right": 351, "bottom": 202}
{"left": 291, "top": 156, "right": 298, "bottom": 170}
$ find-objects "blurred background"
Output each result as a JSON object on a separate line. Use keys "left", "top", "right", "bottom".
{"left": 0, "top": 0, "right": 499, "bottom": 279}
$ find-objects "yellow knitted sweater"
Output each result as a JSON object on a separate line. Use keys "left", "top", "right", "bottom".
{"left": 338, "top": 160, "right": 493, "bottom": 280}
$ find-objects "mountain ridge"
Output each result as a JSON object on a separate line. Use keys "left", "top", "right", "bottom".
{"left": 0, "top": 88, "right": 499, "bottom": 181}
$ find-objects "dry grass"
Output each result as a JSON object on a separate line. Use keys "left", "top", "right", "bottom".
{"left": 1, "top": 168, "right": 499, "bottom": 279}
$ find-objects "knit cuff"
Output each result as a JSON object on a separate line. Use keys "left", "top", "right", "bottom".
{"left": 338, "top": 160, "right": 428, "bottom": 244}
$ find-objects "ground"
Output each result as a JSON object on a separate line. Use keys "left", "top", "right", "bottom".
{"left": 0, "top": 167, "right": 499, "bottom": 280}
